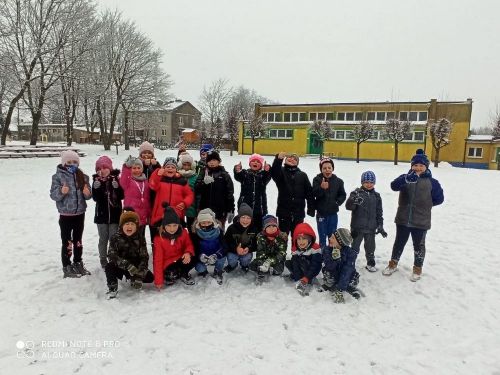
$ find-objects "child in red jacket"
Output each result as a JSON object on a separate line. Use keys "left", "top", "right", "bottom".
{"left": 153, "top": 206, "right": 196, "bottom": 289}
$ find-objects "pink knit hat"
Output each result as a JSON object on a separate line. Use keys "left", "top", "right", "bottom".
{"left": 61, "top": 150, "right": 80, "bottom": 166}
{"left": 95, "top": 155, "right": 113, "bottom": 171}
{"left": 138, "top": 141, "right": 154, "bottom": 156}
{"left": 249, "top": 153, "right": 264, "bottom": 167}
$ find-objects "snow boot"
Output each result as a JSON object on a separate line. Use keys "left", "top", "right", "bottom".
{"left": 382, "top": 260, "right": 398, "bottom": 276}
{"left": 224, "top": 264, "right": 237, "bottom": 273}
{"left": 410, "top": 266, "right": 422, "bottom": 282}
{"left": 365, "top": 265, "right": 377, "bottom": 272}
{"left": 106, "top": 283, "right": 118, "bottom": 299}
{"left": 212, "top": 270, "right": 223, "bottom": 285}
{"left": 180, "top": 274, "right": 195, "bottom": 285}
{"left": 346, "top": 285, "right": 361, "bottom": 299}
{"left": 165, "top": 271, "right": 177, "bottom": 286}
{"left": 131, "top": 279, "right": 143, "bottom": 290}
{"left": 255, "top": 270, "right": 267, "bottom": 285}
{"left": 197, "top": 270, "right": 209, "bottom": 278}
{"left": 73, "top": 262, "right": 91, "bottom": 276}
{"left": 295, "top": 280, "right": 311, "bottom": 296}
{"left": 241, "top": 266, "right": 249, "bottom": 273}
{"left": 62, "top": 265, "right": 81, "bottom": 278}
{"left": 332, "top": 289, "right": 345, "bottom": 304}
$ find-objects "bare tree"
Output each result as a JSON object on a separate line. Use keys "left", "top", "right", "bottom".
{"left": 384, "top": 118, "right": 412, "bottom": 165}
{"left": 309, "top": 120, "right": 333, "bottom": 157}
{"left": 199, "top": 78, "right": 232, "bottom": 145}
{"left": 352, "top": 120, "right": 374, "bottom": 163}
{"left": 429, "top": 118, "right": 453, "bottom": 167}
{"left": 246, "top": 115, "right": 267, "bottom": 154}
{"left": 492, "top": 113, "right": 500, "bottom": 139}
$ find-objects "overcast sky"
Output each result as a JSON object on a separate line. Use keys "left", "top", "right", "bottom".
{"left": 97, "top": 0, "right": 500, "bottom": 128}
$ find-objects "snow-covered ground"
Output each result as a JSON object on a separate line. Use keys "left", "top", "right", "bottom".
{"left": 2, "top": 143, "right": 500, "bottom": 374}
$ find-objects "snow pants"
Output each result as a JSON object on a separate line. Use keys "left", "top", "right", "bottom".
{"left": 390, "top": 225, "right": 427, "bottom": 267}
{"left": 59, "top": 214, "right": 85, "bottom": 267}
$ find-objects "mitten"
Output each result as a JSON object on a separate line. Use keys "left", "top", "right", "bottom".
{"left": 226, "top": 212, "right": 234, "bottom": 223}
{"left": 332, "top": 248, "right": 341, "bottom": 260}
{"left": 352, "top": 195, "right": 363, "bottom": 205}
{"left": 376, "top": 226, "right": 388, "bottom": 238}
{"left": 93, "top": 180, "right": 101, "bottom": 189}
{"left": 306, "top": 207, "right": 315, "bottom": 217}
{"left": 127, "top": 264, "right": 139, "bottom": 275}
{"left": 203, "top": 175, "right": 215, "bottom": 184}
{"left": 125, "top": 155, "right": 135, "bottom": 167}
{"left": 259, "top": 259, "right": 272, "bottom": 273}
{"left": 405, "top": 171, "right": 418, "bottom": 183}
{"left": 111, "top": 180, "right": 119, "bottom": 189}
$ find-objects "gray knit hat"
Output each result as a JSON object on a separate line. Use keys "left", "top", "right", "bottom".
{"left": 197, "top": 208, "right": 216, "bottom": 224}
{"left": 238, "top": 203, "right": 253, "bottom": 218}
{"left": 333, "top": 228, "right": 352, "bottom": 247}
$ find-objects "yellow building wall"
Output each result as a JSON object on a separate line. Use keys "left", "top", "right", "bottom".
{"left": 323, "top": 141, "right": 425, "bottom": 162}
{"left": 238, "top": 124, "right": 309, "bottom": 156}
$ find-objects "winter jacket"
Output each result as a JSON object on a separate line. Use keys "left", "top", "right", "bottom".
{"left": 289, "top": 223, "right": 322, "bottom": 281}
{"left": 108, "top": 230, "right": 149, "bottom": 275}
{"left": 255, "top": 231, "right": 288, "bottom": 264}
{"left": 391, "top": 169, "right": 444, "bottom": 230}
{"left": 312, "top": 173, "right": 346, "bottom": 216}
{"left": 271, "top": 156, "right": 314, "bottom": 219}
{"left": 149, "top": 170, "right": 194, "bottom": 226}
{"left": 224, "top": 218, "right": 258, "bottom": 254}
{"left": 345, "top": 187, "right": 383, "bottom": 233}
{"left": 234, "top": 168, "right": 272, "bottom": 217}
{"left": 120, "top": 164, "right": 151, "bottom": 226}
{"left": 91, "top": 169, "right": 124, "bottom": 224}
{"left": 322, "top": 244, "right": 357, "bottom": 291}
{"left": 153, "top": 228, "right": 195, "bottom": 286}
{"left": 195, "top": 166, "right": 235, "bottom": 219}
{"left": 192, "top": 225, "right": 226, "bottom": 259}
{"left": 50, "top": 165, "right": 91, "bottom": 215}
{"left": 178, "top": 168, "right": 198, "bottom": 218}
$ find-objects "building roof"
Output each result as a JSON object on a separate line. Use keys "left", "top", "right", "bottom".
{"left": 258, "top": 99, "right": 472, "bottom": 108}
{"left": 181, "top": 128, "right": 198, "bottom": 133}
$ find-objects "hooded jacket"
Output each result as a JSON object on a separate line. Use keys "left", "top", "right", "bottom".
{"left": 50, "top": 165, "right": 91, "bottom": 215}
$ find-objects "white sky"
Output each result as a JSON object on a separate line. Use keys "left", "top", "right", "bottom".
{"left": 96, "top": 0, "right": 500, "bottom": 128}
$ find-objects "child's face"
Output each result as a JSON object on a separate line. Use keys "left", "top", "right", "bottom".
{"left": 249, "top": 161, "right": 262, "bottom": 171}
{"left": 328, "top": 235, "right": 340, "bottom": 248}
{"left": 285, "top": 156, "right": 298, "bottom": 166}
{"left": 265, "top": 224, "right": 278, "bottom": 235}
{"left": 140, "top": 151, "right": 154, "bottom": 160}
{"left": 321, "top": 163, "right": 333, "bottom": 177}
{"left": 199, "top": 220, "right": 213, "bottom": 229}
{"left": 181, "top": 162, "right": 192, "bottom": 171}
{"left": 164, "top": 164, "right": 177, "bottom": 175}
{"left": 362, "top": 181, "right": 374, "bottom": 190}
{"left": 412, "top": 163, "right": 427, "bottom": 175}
{"left": 98, "top": 168, "right": 111, "bottom": 178}
{"left": 207, "top": 159, "right": 220, "bottom": 168}
{"left": 200, "top": 151, "right": 208, "bottom": 160}
{"left": 122, "top": 222, "right": 137, "bottom": 236}
{"left": 296, "top": 235, "right": 310, "bottom": 250}
{"left": 164, "top": 223, "right": 179, "bottom": 234}
{"left": 239, "top": 215, "right": 252, "bottom": 227}
{"left": 131, "top": 165, "right": 143, "bottom": 177}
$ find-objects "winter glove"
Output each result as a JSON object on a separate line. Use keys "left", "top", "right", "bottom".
{"left": 227, "top": 212, "right": 235, "bottom": 223}
{"left": 125, "top": 155, "right": 135, "bottom": 168}
{"left": 259, "top": 259, "right": 272, "bottom": 273}
{"left": 375, "top": 226, "right": 388, "bottom": 238}
{"left": 203, "top": 175, "right": 215, "bottom": 184}
{"left": 93, "top": 180, "right": 101, "bottom": 189}
{"left": 199, "top": 254, "right": 209, "bottom": 264}
{"left": 352, "top": 195, "right": 363, "bottom": 205}
{"left": 127, "top": 264, "right": 139, "bottom": 276}
{"left": 207, "top": 254, "right": 217, "bottom": 265}
{"left": 131, "top": 278, "right": 143, "bottom": 290}
{"left": 332, "top": 247, "right": 341, "bottom": 260}
{"left": 307, "top": 207, "right": 315, "bottom": 217}
{"left": 405, "top": 171, "right": 419, "bottom": 183}
{"left": 111, "top": 180, "right": 119, "bottom": 189}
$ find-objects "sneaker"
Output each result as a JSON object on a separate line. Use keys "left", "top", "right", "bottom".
{"left": 212, "top": 270, "right": 223, "bottom": 285}
{"left": 224, "top": 264, "right": 237, "bottom": 273}
{"left": 410, "top": 266, "right": 422, "bottom": 282}
{"left": 62, "top": 265, "right": 81, "bottom": 278}
{"left": 295, "top": 280, "right": 311, "bottom": 296}
{"left": 365, "top": 265, "right": 378, "bottom": 273}
{"left": 73, "top": 262, "right": 91, "bottom": 276}
{"left": 382, "top": 260, "right": 398, "bottom": 276}
{"left": 180, "top": 274, "right": 195, "bottom": 285}
{"left": 332, "top": 289, "right": 345, "bottom": 304}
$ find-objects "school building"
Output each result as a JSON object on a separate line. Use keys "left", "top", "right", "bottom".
{"left": 238, "top": 99, "right": 477, "bottom": 167}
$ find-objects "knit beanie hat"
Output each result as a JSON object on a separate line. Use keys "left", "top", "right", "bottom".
{"left": 361, "top": 171, "right": 376, "bottom": 184}
{"left": 200, "top": 143, "right": 213, "bottom": 155}
{"left": 61, "top": 150, "right": 80, "bottom": 166}
{"left": 163, "top": 157, "right": 178, "bottom": 168}
{"left": 249, "top": 153, "right": 264, "bottom": 167}
{"left": 197, "top": 208, "right": 216, "bottom": 224}
{"left": 206, "top": 150, "right": 221, "bottom": 163}
{"left": 262, "top": 214, "right": 278, "bottom": 229}
{"left": 95, "top": 155, "right": 113, "bottom": 171}
{"left": 139, "top": 141, "right": 154, "bottom": 156}
{"left": 162, "top": 205, "right": 180, "bottom": 226}
{"left": 238, "top": 203, "right": 254, "bottom": 218}
{"left": 411, "top": 149, "right": 430, "bottom": 167}
{"left": 333, "top": 228, "right": 353, "bottom": 247}
{"left": 131, "top": 157, "right": 144, "bottom": 170}
{"left": 178, "top": 152, "right": 194, "bottom": 165}
{"left": 119, "top": 209, "right": 140, "bottom": 228}
{"left": 286, "top": 153, "right": 299, "bottom": 165}
{"left": 319, "top": 157, "right": 334, "bottom": 170}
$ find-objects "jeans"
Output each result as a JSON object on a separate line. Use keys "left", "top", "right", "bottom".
{"left": 59, "top": 214, "right": 85, "bottom": 266}
{"left": 226, "top": 252, "right": 253, "bottom": 268}
{"left": 316, "top": 213, "right": 338, "bottom": 247}
{"left": 195, "top": 256, "right": 226, "bottom": 273}
{"left": 390, "top": 225, "right": 427, "bottom": 267}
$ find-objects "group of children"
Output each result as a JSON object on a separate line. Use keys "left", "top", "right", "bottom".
{"left": 50, "top": 144, "right": 444, "bottom": 301}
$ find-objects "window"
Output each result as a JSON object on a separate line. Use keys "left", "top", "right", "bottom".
{"left": 178, "top": 117, "right": 184, "bottom": 125}
{"left": 269, "top": 129, "right": 293, "bottom": 139}
{"left": 161, "top": 129, "right": 167, "bottom": 136}
{"left": 414, "top": 131, "right": 425, "bottom": 141}
{"left": 317, "top": 113, "right": 326, "bottom": 120}
{"left": 399, "top": 111, "right": 427, "bottom": 122}
{"left": 399, "top": 112, "right": 408, "bottom": 121}
{"left": 283, "top": 112, "right": 306, "bottom": 122}
{"left": 409, "top": 112, "right": 418, "bottom": 121}
{"left": 337, "top": 112, "right": 345, "bottom": 121}
{"left": 335, "top": 130, "right": 345, "bottom": 139}
{"left": 310, "top": 113, "right": 317, "bottom": 121}
{"left": 263, "top": 112, "right": 281, "bottom": 122}
{"left": 468, "top": 147, "right": 483, "bottom": 158}
{"left": 336, "top": 112, "right": 361, "bottom": 121}
{"left": 345, "top": 130, "right": 354, "bottom": 139}
{"left": 326, "top": 112, "right": 335, "bottom": 121}
{"left": 354, "top": 112, "right": 363, "bottom": 121}
{"left": 418, "top": 112, "right": 428, "bottom": 121}
{"left": 376, "top": 112, "right": 386, "bottom": 121}
{"left": 367, "top": 112, "right": 376, "bottom": 121}
{"left": 386, "top": 112, "right": 395, "bottom": 119}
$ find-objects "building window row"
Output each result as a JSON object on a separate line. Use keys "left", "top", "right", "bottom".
{"left": 262, "top": 111, "right": 428, "bottom": 123}
{"left": 468, "top": 147, "right": 483, "bottom": 158}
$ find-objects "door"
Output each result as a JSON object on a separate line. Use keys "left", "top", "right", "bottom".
{"left": 308, "top": 132, "right": 323, "bottom": 154}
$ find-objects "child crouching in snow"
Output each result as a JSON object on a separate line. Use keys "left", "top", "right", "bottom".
{"left": 285, "top": 223, "right": 322, "bottom": 296}
{"left": 249, "top": 215, "right": 287, "bottom": 283}
{"left": 192, "top": 208, "right": 227, "bottom": 284}
{"left": 153, "top": 206, "right": 196, "bottom": 289}
{"left": 322, "top": 228, "right": 361, "bottom": 303}
{"left": 105, "top": 209, "right": 154, "bottom": 297}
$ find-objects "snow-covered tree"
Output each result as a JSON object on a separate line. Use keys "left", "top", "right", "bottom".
{"left": 309, "top": 120, "right": 333, "bottom": 157}
{"left": 353, "top": 121, "right": 374, "bottom": 163}
{"left": 246, "top": 115, "right": 267, "bottom": 154}
{"left": 429, "top": 118, "right": 453, "bottom": 167}
{"left": 492, "top": 116, "right": 500, "bottom": 139}
{"left": 384, "top": 118, "right": 412, "bottom": 165}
